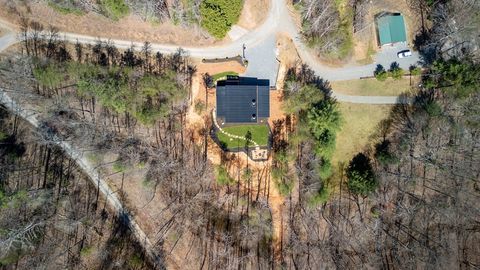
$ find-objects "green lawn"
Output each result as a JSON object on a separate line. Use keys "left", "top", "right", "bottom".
{"left": 333, "top": 103, "right": 392, "bottom": 165}
{"left": 331, "top": 77, "right": 419, "bottom": 96}
{"left": 212, "top": 71, "right": 239, "bottom": 82}
{"left": 217, "top": 124, "right": 270, "bottom": 149}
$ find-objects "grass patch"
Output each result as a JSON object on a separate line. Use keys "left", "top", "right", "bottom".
{"left": 99, "top": 0, "right": 129, "bottom": 20}
{"left": 332, "top": 77, "right": 418, "bottom": 96}
{"left": 332, "top": 103, "right": 392, "bottom": 164}
{"left": 48, "top": 1, "right": 84, "bottom": 15}
{"left": 212, "top": 71, "right": 239, "bottom": 82}
{"left": 194, "top": 100, "right": 206, "bottom": 114}
{"left": 217, "top": 124, "right": 269, "bottom": 149}
{"left": 80, "top": 246, "right": 94, "bottom": 256}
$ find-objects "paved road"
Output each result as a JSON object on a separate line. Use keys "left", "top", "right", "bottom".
{"left": 0, "top": 0, "right": 419, "bottom": 105}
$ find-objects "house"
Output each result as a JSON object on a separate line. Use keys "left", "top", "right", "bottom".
{"left": 375, "top": 13, "right": 407, "bottom": 46}
{"left": 216, "top": 76, "right": 270, "bottom": 126}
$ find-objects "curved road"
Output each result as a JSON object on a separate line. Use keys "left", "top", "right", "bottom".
{"left": 0, "top": 0, "right": 419, "bottom": 104}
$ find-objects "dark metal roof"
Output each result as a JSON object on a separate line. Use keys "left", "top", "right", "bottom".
{"left": 216, "top": 77, "right": 270, "bottom": 123}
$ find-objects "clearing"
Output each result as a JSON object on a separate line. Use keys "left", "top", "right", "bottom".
{"left": 333, "top": 103, "right": 392, "bottom": 166}
{"left": 217, "top": 124, "right": 270, "bottom": 149}
{"left": 331, "top": 77, "right": 418, "bottom": 96}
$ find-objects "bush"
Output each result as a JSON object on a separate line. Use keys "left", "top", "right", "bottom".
{"left": 318, "top": 159, "right": 332, "bottom": 179}
{"left": 48, "top": 1, "right": 85, "bottom": 15}
{"left": 410, "top": 65, "right": 422, "bottom": 76}
{"left": 33, "top": 64, "right": 63, "bottom": 90}
{"left": 274, "top": 177, "right": 295, "bottom": 196}
{"left": 216, "top": 165, "right": 235, "bottom": 185}
{"left": 389, "top": 62, "right": 404, "bottom": 80}
{"left": 375, "top": 140, "right": 399, "bottom": 166}
{"left": 308, "top": 185, "right": 331, "bottom": 206}
{"left": 99, "top": 0, "right": 129, "bottom": 20}
{"left": 194, "top": 100, "right": 206, "bottom": 114}
{"left": 375, "top": 71, "right": 389, "bottom": 81}
{"left": 374, "top": 64, "right": 388, "bottom": 81}
{"left": 346, "top": 153, "right": 377, "bottom": 196}
{"left": 200, "top": 0, "right": 243, "bottom": 39}
{"left": 424, "top": 100, "right": 442, "bottom": 117}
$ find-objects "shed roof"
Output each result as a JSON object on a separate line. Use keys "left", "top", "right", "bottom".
{"left": 377, "top": 14, "right": 407, "bottom": 45}
{"left": 216, "top": 77, "right": 270, "bottom": 123}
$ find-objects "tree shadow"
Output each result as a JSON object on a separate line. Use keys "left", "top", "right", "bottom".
{"left": 375, "top": 64, "right": 385, "bottom": 74}
{"left": 286, "top": 63, "right": 333, "bottom": 97}
{"left": 98, "top": 210, "right": 165, "bottom": 270}
{"left": 413, "top": 29, "right": 437, "bottom": 65}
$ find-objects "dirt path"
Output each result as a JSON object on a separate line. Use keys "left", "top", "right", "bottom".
{"left": 0, "top": 89, "right": 163, "bottom": 267}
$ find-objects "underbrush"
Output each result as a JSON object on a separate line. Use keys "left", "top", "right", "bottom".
{"left": 48, "top": 0, "right": 85, "bottom": 15}
{"left": 99, "top": 0, "right": 130, "bottom": 20}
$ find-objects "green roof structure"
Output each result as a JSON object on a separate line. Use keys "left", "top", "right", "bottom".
{"left": 376, "top": 14, "right": 407, "bottom": 46}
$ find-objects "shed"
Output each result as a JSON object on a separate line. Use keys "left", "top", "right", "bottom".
{"left": 376, "top": 13, "right": 407, "bottom": 46}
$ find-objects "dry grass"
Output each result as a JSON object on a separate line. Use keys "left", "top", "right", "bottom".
{"left": 332, "top": 77, "right": 418, "bottom": 96}
{"left": 0, "top": 0, "right": 216, "bottom": 45}
{"left": 332, "top": 103, "right": 392, "bottom": 165}
{"left": 237, "top": 0, "right": 270, "bottom": 29}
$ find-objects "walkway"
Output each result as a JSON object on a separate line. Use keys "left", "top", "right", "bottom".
{"left": 212, "top": 108, "right": 260, "bottom": 150}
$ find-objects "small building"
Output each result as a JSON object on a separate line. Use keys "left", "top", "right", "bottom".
{"left": 375, "top": 13, "right": 407, "bottom": 46}
{"left": 216, "top": 76, "right": 270, "bottom": 126}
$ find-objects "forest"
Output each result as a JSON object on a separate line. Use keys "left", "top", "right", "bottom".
{"left": 0, "top": 0, "right": 479, "bottom": 269}
{"left": 1, "top": 19, "right": 278, "bottom": 269}
{"left": 0, "top": 106, "right": 153, "bottom": 269}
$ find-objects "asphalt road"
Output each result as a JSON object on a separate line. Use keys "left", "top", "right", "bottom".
{"left": 0, "top": 0, "right": 420, "bottom": 104}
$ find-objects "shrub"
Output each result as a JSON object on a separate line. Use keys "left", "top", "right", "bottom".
{"left": 375, "top": 140, "right": 399, "bottom": 166}
{"left": 424, "top": 100, "right": 442, "bottom": 117}
{"left": 390, "top": 62, "right": 404, "bottom": 80}
{"left": 318, "top": 159, "right": 332, "bottom": 179}
{"left": 308, "top": 185, "right": 331, "bottom": 206}
{"left": 99, "top": 0, "right": 129, "bottom": 20}
{"left": 33, "top": 64, "right": 63, "bottom": 90}
{"left": 346, "top": 153, "right": 377, "bottom": 196}
{"left": 274, "top": 177, "right": 295, "bottom": 196}
{"left": 216, "top": 165, "right": 235, "bottom": 185}
{"left": 374, "top": 64, "right": 388, "bottom": 81}
{"left": 194, "top": 100, "right": 206, "bottom": 114}
{"left": 113, "top": 161, "right": 127, "bottom": 172}
{"left": 375, "top": 71, "right": 389, "bottom": 81}
{"left": 200, "top": 0, "right": 243, "bottom": 39}
{"left": 127, "top": 254, "right": 143, "bottom": 269}
{"left": 48, "top": 1, "right": 85, "bottom": 15}
{"left": 409, "top": 65, "right": 422, "bottom": 76}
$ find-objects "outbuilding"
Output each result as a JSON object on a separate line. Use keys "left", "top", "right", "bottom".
{"left": 376, "top": 13, "right": 408, "bottom": 46}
